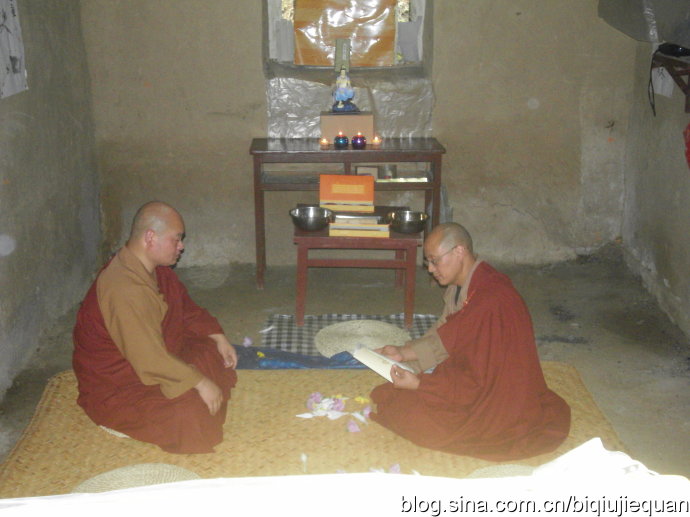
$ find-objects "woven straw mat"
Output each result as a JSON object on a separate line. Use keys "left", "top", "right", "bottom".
{"left": 0, "top": 362, "right": 625, "bottom": 498}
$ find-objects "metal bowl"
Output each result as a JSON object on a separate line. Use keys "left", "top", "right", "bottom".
{"left": 386, "top": 210, "right": 428, "bottom": 234}
{"left": 289, "top": 206, "right": 334, "bottom": 231}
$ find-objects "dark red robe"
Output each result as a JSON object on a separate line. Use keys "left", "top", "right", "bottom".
{"left": 73, "top": 262, "right": 237, "bottom": 454}
{"left": 371, "top": 262, "right": 570, "bottom": 461}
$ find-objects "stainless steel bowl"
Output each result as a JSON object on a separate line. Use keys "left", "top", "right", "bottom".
{"left": 386, "top": 210, "right": 428, "bottom": 234}
{"left": 289, "top": 206, "right": 334, "bottom": 231}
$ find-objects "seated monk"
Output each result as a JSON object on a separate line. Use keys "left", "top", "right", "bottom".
{"left": 371, "top": 223, "right": 570, "bottom": 461}
{"left": 73, "top": 201, "right": 238, "bottom": 454}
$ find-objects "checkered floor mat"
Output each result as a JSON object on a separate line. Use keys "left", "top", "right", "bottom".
{"left": 260, "top": 313, "right": 438, "bottom": 356}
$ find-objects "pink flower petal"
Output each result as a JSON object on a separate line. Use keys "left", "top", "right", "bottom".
{"left": 306, "top": 392, "right": 323, "bottom": 410}
{"left": 346, "top": 419, "right": 361, "bottom": 433}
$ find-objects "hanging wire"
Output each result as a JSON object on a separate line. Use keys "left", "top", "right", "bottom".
{"left": 647, "top": 49, "right": 660, "bottom": 117}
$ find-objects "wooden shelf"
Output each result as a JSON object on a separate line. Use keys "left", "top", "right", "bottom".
{"left": 652, "top": 54, "right": 690, "bottom": 113}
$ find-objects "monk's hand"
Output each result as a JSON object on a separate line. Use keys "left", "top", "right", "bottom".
{"left": 390, "top": 365, "right": 420, "bottom": 390}
{"left": 195, "top": 377, "right": 224, "bottom": 416}
{"left": 377, "top": 345, "right": 404, "bottom": 362}
{"left": 210, "top": 333, "right": 238, "bottom": 369}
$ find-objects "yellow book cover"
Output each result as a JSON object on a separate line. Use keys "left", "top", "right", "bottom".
{"left": 329, "top": 223, "right": 389, "bottom": 231}
{"left": 334, "top": 215, "right": 381, "bottom": 225}
{"left": 320, "top": 203, "right": 375, "bottom": 213}
{"left": 329, "top": 228, "right": 390, "bottom": 238}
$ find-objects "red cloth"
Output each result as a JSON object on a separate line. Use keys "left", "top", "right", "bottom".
{"left": 371, "top": 262, "right": 570, "bottom": 461}
{"left": 73, "top": 263, "right": 237, "bottom": 454}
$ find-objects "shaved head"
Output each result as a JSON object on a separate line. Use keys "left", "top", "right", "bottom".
{"left": 126, "top": 201, "right": 186, "bottom": 271}
{"left": 130, "top": 201, "right": 182, "bottom": 240}
{"left": 423, "top": 223, "right": 476, "bottom": 287}
{"left": 430, "top": 223, "right": 474, "bottom": 255}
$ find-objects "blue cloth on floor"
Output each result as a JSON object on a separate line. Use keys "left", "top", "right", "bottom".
{"left": 235, "top": 346, "right": 364, "bottom": 370}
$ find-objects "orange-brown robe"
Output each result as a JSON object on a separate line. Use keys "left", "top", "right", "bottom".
{"left": 73, "top": 247, "right": 237, "bottom": 454}
{"left": 371, "top": 262, "right": 570, "bottom": 461}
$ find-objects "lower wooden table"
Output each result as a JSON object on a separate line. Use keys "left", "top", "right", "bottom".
{"left": 293, "top": 226, "right": 423, "bottom": 328}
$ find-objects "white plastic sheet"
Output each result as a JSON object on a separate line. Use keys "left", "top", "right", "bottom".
{"left": 1, "top": 439, "right": 688, "bottom": 516}
{"left": 266, "top": 75, "right": 433, "bottom": 138}
{"left": 598, "top": 0, "right": 690, "bottom": 47}
{"left": 0, "top": 0, "right": 28, "bottom": 98}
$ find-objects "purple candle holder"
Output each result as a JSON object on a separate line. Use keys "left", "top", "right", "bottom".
{"left": 351, "top": 133, "right": 367, "bottom": 150}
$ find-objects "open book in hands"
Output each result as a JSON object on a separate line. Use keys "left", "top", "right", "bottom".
{"left": 351, "top": 345, "right": 415, "bottom": 382}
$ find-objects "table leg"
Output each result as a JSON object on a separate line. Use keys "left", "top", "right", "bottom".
{"left": 395, "top": 249, "right": 404, "bottom": 288}
{"left": 253, "top": 156, "right": 266, "bottom": 289}
{"left": 295, "top": 243, "right": 308, "bottom": 326}
{"left": 403, "top": 244, "right": 417, "bottom": 328}
{"left": 424, "top": 190, "right": 433, "bottom": 239}
{"left": 430, "top": 156, "right": 442, "bottom": 228}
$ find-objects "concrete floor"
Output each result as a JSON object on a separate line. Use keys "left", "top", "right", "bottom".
{"left": 1, "top": 245, "right": 688, "bottom": 478}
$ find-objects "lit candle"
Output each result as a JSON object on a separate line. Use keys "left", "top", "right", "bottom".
{"left": 372, "top": 135, "right": 382, "bottom": 146}
{"left": 320, "top": 137, "right": 329, "bottom": 149}
{"left": 351, "top": 132, "right": 366, "bottom": 150}
{"left": 333, "top": 131, "right": 349, "bottom": 149}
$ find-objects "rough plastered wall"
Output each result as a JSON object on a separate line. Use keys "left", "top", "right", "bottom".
{"left": 80, "top": 0, "right": 266, "bottom": 266}
{"left": 432, "top": 0, "right": 636, "bottom": 264}
{"left": 0, "top": 0, "right": 99, "bottom": 401}
{"left": 84, "top": 1, "right": 635, "bottom": 267}
{"left": 622, "top": 42, "right": 690, "bottom": 339}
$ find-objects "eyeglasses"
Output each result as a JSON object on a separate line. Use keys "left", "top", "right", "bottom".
{"left": 423, "top": 246, "right": 457, "bottom": 268}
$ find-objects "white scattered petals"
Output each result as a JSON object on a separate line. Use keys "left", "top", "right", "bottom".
{"left": 350, "top": 411, "right": 368, "bottom": 424}
{"left": 298, "top": 392, "right": 373, "bottom": 428}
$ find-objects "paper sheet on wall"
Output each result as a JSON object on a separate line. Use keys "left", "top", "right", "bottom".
{"left": 0, "top": 0, "right": 28, "bottom": 99}
{"left": 651, "top": 63, "right": 674, "bottom": 98}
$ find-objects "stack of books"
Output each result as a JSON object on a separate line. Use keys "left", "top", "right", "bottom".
{"left": 319, "top": 174, "right": 390, "bottom": 237}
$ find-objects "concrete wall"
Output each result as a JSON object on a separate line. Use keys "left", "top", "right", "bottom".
{"left": 433, "top": 0, "right": 636, "bottom": 264}
{"left": 82, "top": 0, "right": 637, "bottom": 267}
{"left": 80, "top": 0, "right": 266, "bottom": 266}
{"left": 622, "top": 43, "right": 690, "bottom": 338}
{"left": 0, "top": 0, "right": 99, "bottom": 400}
